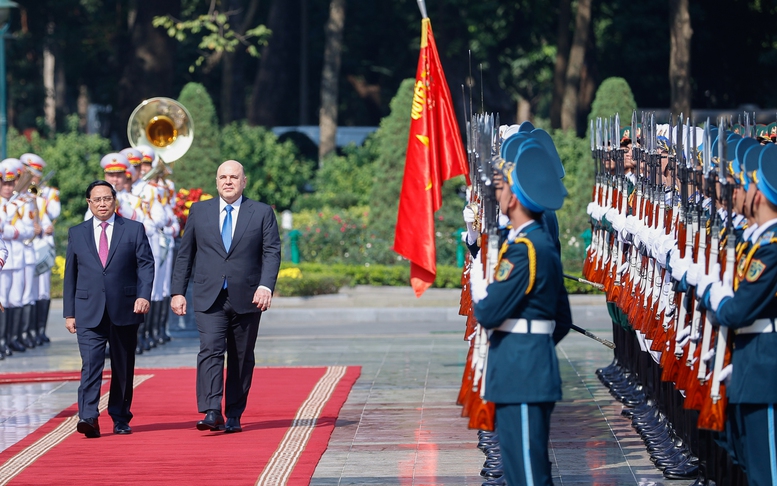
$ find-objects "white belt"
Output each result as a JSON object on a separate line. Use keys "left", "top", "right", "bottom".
{"left": 496, "top": 318, "right": 555, "bottom": 334}
{"left": 737, "top": 318, "right": 777, "bottom": 334}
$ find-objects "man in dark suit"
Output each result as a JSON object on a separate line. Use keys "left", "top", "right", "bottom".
{"left": 171, "top": 160, "right": 281, "bottom": 433}
{"left": 64, "top": 179, "right": 155, "bottom": 438}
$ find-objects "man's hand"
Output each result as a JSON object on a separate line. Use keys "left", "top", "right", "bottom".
{"left": 44, "top": 225, "right": 54, "bottom": 235}
{"left": 171, "top": 295, "right": 187, "bottom": 316}
{"left": 66, "top": 317, "right": 76, "bottom": 334}
{"left": 134, "top": 298, "right": 150, "bottom": 314}
{"left": 33, "top": 221, "right": 42, "bottom": 237}
{"left": 252, "top": 287, "right": 272, "bottom": 311}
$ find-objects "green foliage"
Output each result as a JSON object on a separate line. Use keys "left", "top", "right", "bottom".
{"left": 279, "top": 262, "right": 463, "bottom": 289}
{"left": 220, "top": 122, "right": 314, "bottom": 209}
{"left": 292, "top": 139, "right": 379, "bottom": 211}
{"left": 175, "top": 83, "right": 222, "bottom": 195}
{"left": 274, "top": 272, "right": 353, "bottom": 297}
{"left": 552, "top": 129, "right": 594, "bottom": 274}
{"left": 289, "top": 206, "right": 390, "bottom": 264}
{"left": 587, "top": 77, "right": 638, "bottom": 126}
{"left": 153, "top": 11, "right": 271, "bottom": 73}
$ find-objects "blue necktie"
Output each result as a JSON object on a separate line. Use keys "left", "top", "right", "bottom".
{"left": 222, "top": 205, "right": 233, "bottom": 288}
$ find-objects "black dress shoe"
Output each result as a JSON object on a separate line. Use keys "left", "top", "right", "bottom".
{"left": 224, "top": 417, "right": 242, "bottom": 433}
{"left": 482, "top": 475, "right": 507, "bottom": 486}
{"left": 197, "top": 410, "right": 225, "bottom": 431}
{"left": 76, "top": 418, "right": 101, "bottom": 438}
{"left": 663, "top": 457, "right": 700, "bottom": 479}
{"left": 114, "top": 422, "right": 132, "bottom": 434}
{"left": 480, "top": 467, "right": 504, "bottom": 478}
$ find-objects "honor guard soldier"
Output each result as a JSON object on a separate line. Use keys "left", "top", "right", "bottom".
{"left": 15, "top": 154, "right": 51, "bottom": 348}
{"left": 0, "top": 159, "right": 34, "bottom": 356}
{"left": 469, "top": 140, "right": 569, "bottom": 486}
{"left": 700, "top": 143, "right": 777, "bottom": 486}
{"left": 124, "top": 147, "right": 166, "bottom": 350}
{"left": 20, "top": 153, "right": 59, "bottom": 345}
{"left": 137, "top": 144, "right": 176, "bottom": 344}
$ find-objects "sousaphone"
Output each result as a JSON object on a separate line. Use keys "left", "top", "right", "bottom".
{"left": 127, "top": 97, "right": 194, "bottom": 180}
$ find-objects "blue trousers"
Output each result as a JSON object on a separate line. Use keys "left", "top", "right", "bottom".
{"left": 730, "top": 403, "right": 777, "bottom": 486}
{"left": 496, "top": 402, "right": 555, "bottom": 486}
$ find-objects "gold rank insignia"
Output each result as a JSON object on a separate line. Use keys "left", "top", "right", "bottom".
{"left": 495, "top": 259, "right": 514, "bottom": 282}
{"left": 746, "top": 259, "right": 766, "bottom": 282}
{"left": 737, "top": 255, "right": 748, "bottom": 282}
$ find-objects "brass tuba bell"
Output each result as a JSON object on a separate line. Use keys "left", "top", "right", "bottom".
{"left": 127, "top": 97, "right": 194, "bottom": 166}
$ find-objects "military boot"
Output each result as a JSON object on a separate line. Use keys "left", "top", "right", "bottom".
{"left": 0, "top": 310, "right": 6, "bottom": 359}
{"left": 160, "top": 296, "right": 172, "bottom": 342}
{"left": 36, "top": 299, "right": 51, "bottom": 345}
{"left": 20, "top": 303, "right": 36, "bottom": 349}
{"left": 8, "top": 307, "right": 26, "bottom": 352}
{"left": 0, "top": 309, "right": 13, "bottom": 356}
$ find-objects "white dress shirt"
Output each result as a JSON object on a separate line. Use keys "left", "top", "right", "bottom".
{"left": 93, "top": 214, "right": 116, "bottom": 249}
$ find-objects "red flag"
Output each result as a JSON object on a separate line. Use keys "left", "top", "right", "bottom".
{"left": 394, "top": 18, "right": 470, "bottom": 297}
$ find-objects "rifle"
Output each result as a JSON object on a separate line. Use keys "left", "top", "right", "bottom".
{"left": 465, "top": 113, "right": 497, "bottom": 431}
{"left": 698, "top": 118, "right": 732, "bottom": 432}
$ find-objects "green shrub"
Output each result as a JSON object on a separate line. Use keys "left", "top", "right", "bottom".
{"left": 292, "top": 139, "right": 378, "bottom": 211}
{"left": 221, "top": 122, "right": 314, "bottom": 210}
{"left": 587, "top": 77, "right": 638, "bottom": 128}
{"left": 175, "top": 82, "right": 222, "bottom": 195}
{"left": 288, "top": 206, "right": 396, "bottom": 264}
{"left": 274, "top": 273, "right": 353, "bottom": 297}
{"left": 551, "top": 129, "right": 594, "bottom": 274}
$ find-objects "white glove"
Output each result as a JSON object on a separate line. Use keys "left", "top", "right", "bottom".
{"left": 618, "top": 261, "right": 630, "bottom": 276}
{"left": 469, "top": 258, "right": 488, "bottom": 304}
{"left": 586, "top": 202, "right": 597, "bottom": 218}
{"left": 462, "top": 204, "right": 477, "bottom": 224}
{"left": 670, "top": 255, "right": 692, "bottom": 281}
{"left": 718, "top": 364, "right": 733, "bottom": 386}
{"left": 667, "top": 244, "right": 680, "bottom": 267}
{"left": 610, "top": 213, "right": 626, "bottom": 233}
{"left": 624, "top": 215, "right": 639, "bottom": 239}
{"left": 2, "top": 224, "right": 16, "bottom": 240}
{"left": 709, "top": 274, "right": 734, "bottom": 312}
{"left": 655, "top": 235, "right": 677, "bottom": 267}
{"left": 604, "top": 207, "right": 618, "bottom": 223}
{"left": 685, "top": 262, "right": 702, "bottom": 286}
{"left": 696, "top": 263, "right": 721, "bottom": 298}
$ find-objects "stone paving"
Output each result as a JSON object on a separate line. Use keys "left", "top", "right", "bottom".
{"left": 0, "top": 286, "right": 694, "bottom": 485}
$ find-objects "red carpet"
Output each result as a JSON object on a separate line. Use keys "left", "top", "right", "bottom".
{"left": 0, "top": 366, "right": 360, "bottom": 485}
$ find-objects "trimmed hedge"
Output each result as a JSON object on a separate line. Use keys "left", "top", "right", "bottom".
{"left": 276, "top": 263, "right": 601, "bottom": 296}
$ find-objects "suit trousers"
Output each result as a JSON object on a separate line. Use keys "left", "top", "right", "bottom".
{"left": 495, "top": 402, "right": 555, "bottom": 486}
{"left": 76, "top": 309, "right": 139, "bottom": 423}
{"left": 195, "top": 288, "right": 261, "bottom": 418}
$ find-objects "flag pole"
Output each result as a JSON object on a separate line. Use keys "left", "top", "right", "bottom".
{"left": 416, "top": 0, "right": 428, "bottom": 19}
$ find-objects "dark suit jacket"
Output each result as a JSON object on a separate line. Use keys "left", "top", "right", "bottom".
{"left": 63, "top": 216, "right": 155, "bottom": 328}
{"left": 171, "top": 196, "right": 282, "bottom": 314}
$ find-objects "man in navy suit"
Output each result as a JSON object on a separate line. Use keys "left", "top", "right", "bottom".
{"left": 171, "top": 160, "right": 281, "bottom": 433}
{"left": 64, "top": 180, "right": 154, "bottom": 438}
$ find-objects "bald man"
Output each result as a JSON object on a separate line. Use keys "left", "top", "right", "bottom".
{"left": 171, "top": 161, "right": 281, "bottom": 433}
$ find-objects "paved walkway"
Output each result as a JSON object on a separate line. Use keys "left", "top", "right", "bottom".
{"left": 0, "top": 286, "right": 692, "bottom": 485}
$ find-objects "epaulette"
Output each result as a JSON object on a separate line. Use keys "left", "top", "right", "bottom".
{"left": 758, "top": 231, "right": 776, "bottom": 246}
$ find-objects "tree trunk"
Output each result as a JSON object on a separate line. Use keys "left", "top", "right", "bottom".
{"left": 318, "top": 0, "right": 345, "bottom": 164}
{"left": 517, "top": 96, "right": 531, "bottom": 124}
{"left": 221, "top": 0, "right": 260, "bottom": 124}
{"left": 43, "top": 22, "right": 55, "bottom": 133}
{"left": 117, "top": 0, "right": 180, "bottom": 144}
{"left": 550, "top": 0, "right": 572, "bottom": 129}
{"left": 578, "top": 21, "right": 599, "bottom": 134}
{"left": 561, "top": 0, "right": 591, "bottom": 133}
{"left": 248, "top": 0, "right": 297, "bottom": 126}
{"left": 669, "top": 0, "right": 692, "bottom": 117}
{"left": 77, "top": 84, "right": 89, "bottom": 133}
